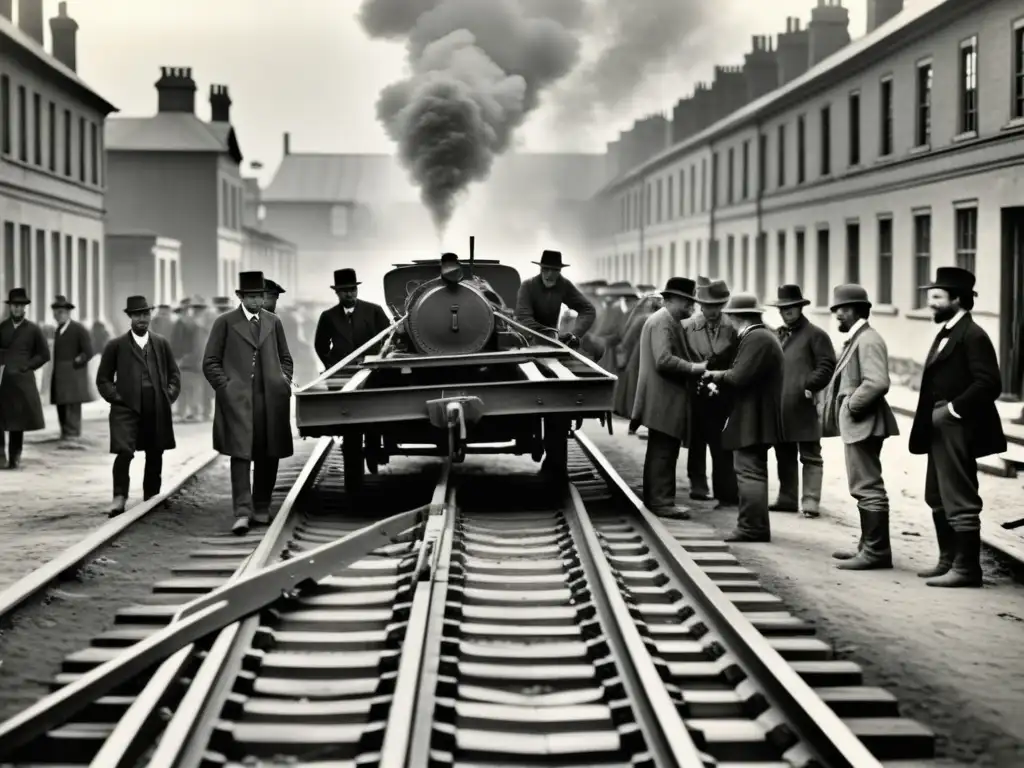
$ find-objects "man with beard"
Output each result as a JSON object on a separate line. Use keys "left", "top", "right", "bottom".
{"left": 909, "top": 268, "right": 1004, "bottom": 588}
{"left": 681, "top": 279, "right": 739, "bottom": 507}
{"left": 768, "top": 284, "right": 836, "bottom": 517}
{"left": 631, "top": 277, "right": 705, "bottom": 516}
{"left": 819, "top": 285, "right": 900, "bottom": 570}
{"left": 49, "top": 295, "right": 95, "bottom": 442}
{"left": 96, "top": 296, "right": 180, "bottom": 516}
{"left": 701, "top": 294, "right": 784, "bottom": 542}
{"left": 0, "top": 288, "right": 50, "bottom": 469}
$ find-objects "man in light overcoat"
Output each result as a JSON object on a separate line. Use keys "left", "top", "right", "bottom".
{"left": 203, "top": 271, "right": 294, "bottom": 535}
{"left": 632, "top": 277, "right": 705, "bottom": 516}
{"left": 0, "top": 288, "right": 50, "bottom": 469}
{"left": 49, "top": 295, "right": 94, "bottom": 441}
{"left": 819, "top": 284, "right": 900, "bottom": 570}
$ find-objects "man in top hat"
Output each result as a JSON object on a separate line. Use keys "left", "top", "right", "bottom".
{"left": 0, "top": 288, "right": 50, "bottom": 469}
{"left": 632, "top": 277, "right": 705, "bottom": 516}
{"left": 681, "top": 279, "right": 739, "bottom": 507}
{"left": 49, "top": 294, "right": 95, "bottom": 441}
{"left": 171, "top": 295, "right": 211, "bottom": 422}
{"left": 95, "top": 295, "right": 180, "bottom": 515}
{"left": 151, "top": 304, "right": 175, "bottom": 338}
{"left": 701, "top": 294, "right": 784, "bottom": 542}
{"left": 769, "top": 285, "right": 837, "bottom": 516}
{"left": 819, "top": 285, "right": 900, "bottom": 570}
{"left": 909, "top": 267, "right": 1004, "bottom": 588}
{"left": 203, "top": 271, "right": 295, "bottom": 534}
{"left": 314, "top": 268, "right": 392, "bottom": 372}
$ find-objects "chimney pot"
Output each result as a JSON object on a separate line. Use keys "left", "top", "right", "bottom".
{"left": 156, "top": 65, "right": 197, "bottom": 113}
{"left": 283, "top": 132, "right": 291, "bottom": 156}
{"left": 17, "top": 0, "right": 44, "bottom": 45}
{"left": 48, "top": 0, "right": 78, "bottom": 70}
{"left": 209, "top": 84, "right": 232, "bottom": 122}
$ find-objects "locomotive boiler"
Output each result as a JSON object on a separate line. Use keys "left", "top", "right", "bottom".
{"left": 293, "top": 241, "right": 617, "bottom": 489}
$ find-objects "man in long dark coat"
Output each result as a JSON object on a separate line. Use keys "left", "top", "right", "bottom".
{"left": 768, "top": 285, "right": 836, "bottom": 516}
{"left": 203, "top": 271, "right": 294, "bottom": 535}
{"left": 49, "top": 295, "right": 94, "bottom": 442}
{"left": 96, "top": 295, "right": 180, "bottom": 516}
{"left": 613, "top": 294, "right": 662, "bottom": 430}
{"left": 701, "top": 294, "right": 785, "bottom": 543}
{"left": 0, "top": 288, "right": 50, "bottom": 469}
{"left": 909, "top": 267, "right": 1005, "bottom": 588}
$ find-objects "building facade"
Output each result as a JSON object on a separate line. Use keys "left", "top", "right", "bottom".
{"left": 587, "top": 0, "right": 1024, "bottom": 398}
{"left": 0, "top": 0, "right": 116, "bottom": 326}
{"left": 240, "top": 177, "right": 298, "bottom": 297}
{"left": 105, "top": 231, "right": 181, "bottom": 333}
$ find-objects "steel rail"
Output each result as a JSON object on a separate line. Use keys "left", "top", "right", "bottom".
{"left": 574, "top": 430, "right": 884, "bottom": 768}
{"left": 88, "top": 436, "right": 336, "bottom": 767}
{"left": 295, "top": 316, "right": 405, "bottom": 393}
{"left": 0, "top": 448, "right": 221, "bottom": 621}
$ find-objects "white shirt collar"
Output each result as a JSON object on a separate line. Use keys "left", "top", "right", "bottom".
{"left": 343, "top": 305, "right": 354, "bottom": 315}
{"left": 58, "top": 321, "right": 70, "bottom": 334}
{"left": 241, "top": 305, "right": 259, "bottom": 322}
{"left": 945, "top": 309, "right": 966, "bottom": 329}
{"left": 847, "top": 318, "right": 867, "bottom": 338}
{"left": 131, "top": 331, "right": 149, "bottom": 348}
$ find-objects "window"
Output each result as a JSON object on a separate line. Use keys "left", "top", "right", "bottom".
{"left": 880, "top": 77, "right": 893, "bottom": 156}
{"left": 913, "top": 213, "right": 932, "bottom": 308}
{"left": 741, "top": 139, "right": 750, "bottom": 199}
{"left": 959, "top": 36, "right": 978, "bottom": 134}
{"left": 796, "top": 115, "right": 806, "bottom": 183}
{"left": 77, "top": 238, "right": 88, "bottom": 318}
{"left": 645, "top": 182, "right": 652, "bottom": 225}
{"left": 710, "top": 153, "right": 718, "bottom": 208}
{"left": 1014, "top": 22, "right": 1024, "bottom": 119}
{"left": 846, "top": 222, "right": 860, "bottom": 283}
{"left": 656, "top": 178, "right": 663, "bottom": 222}
{"left": 848, "top": 91, "right": 860, "bottom": 166}
{"left": 916, "top": 61, "right": 933, "bottom": 146}
{"left": 955, "top": 207, "right": 977, "bottom": 273}
{"left": 795, "top": 229, "right": 806, "bottom": 287}
{"left": 330, "top": 205, "right": 350, "bottom": 236}
{"left": 90, "top": 123, "right": 98, "bottom": 184}
{"left": 64, "top": 235, "right": 73, "bottom": 301}
{"left": 741, "top": 235, "right": 750, "bottom": 290}
{"left": 877, "top": 217, "right": 893, "bottom": 305}
{"left": 669, "top": 241, "right": 676, "bottom": 276}
{"left": 63, "top": 109, "right": 71, "bottom": 176}
{"left": 820, "top": 105, "right": 831, "bottom": 175}
{"left": 700, "top": 158, "right": 707, "bottom": 211}
{"left": 34, "top": 229, "right": 46, "bottom": 317}
{"left": 0, "top": 75, "right": 9, "bottom": 154}
{"left": 709, "top": 239, "right": 719, "bottom": 277}
{"left": 17, "top": 85, "right": 26, "bottom": 161}
{"left": 32, "top": 92, "right": 40, "bottom": 165}
{"left": 678, "top": 169, "right": 685, "bottom": 216}
{"left": 78, "top": 116, "right": 86, "bottom": 181}
{"left": 777, "top": 230, "right": 787, "bottom": 284}
{"left": 47, "top": 101, "right": 55, "bottom": 171}
{"left": 816, "top": 228, "right": 830, "bottom": 306}
{"left": 776, "top": 124, "right": 786, "bottom": 187}
{"left": 727, "top": 235, "right": 736, "bottom": 283}
{"left": 755, "top": 233, "right": 767, "bottom": 302}
{"left": 758, "top": 133, "right": 767, "bottom": 192}
{"left": 727, "top": 147, "right": 735, "bottom": 203}
{"left": 667, "top": 174, "right": 674, "bottom": 219}
{"left": 697, "top": 240, "right": 702, "bottom": 273}
{"left": 689, "top": 164, "right": 696, "bottom": 214}
{"left": 52, "top": 232, "right": 62, "bottom": 295}
{"left": 684, "top": 241, "right": 691, "bottom": 274}
{"left": 1, "top": 223, "right": 13, "bottom": 298}
{"left": 19, "top": 225, "right": 31, "bottom": 301}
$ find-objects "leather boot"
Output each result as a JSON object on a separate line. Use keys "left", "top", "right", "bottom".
{"left": 769, "top": 455, "right": 799, "bottom": 512}
{"left": 917, "top": 510, "right": 955, "bottom": 578}
{"left": 836, "top": 509, "right": 893, "bottom": 570}
{"left": 109, "top": 495, "right": 127, "bottom": 518}
{"left": 801, "top": 463, "right": 824, "bottom": 518}
{"left": 926, "top": 530, "right": 983, "bottom": 588}
{"left": 832, "top": 508, "right": 865, "bottom": 560}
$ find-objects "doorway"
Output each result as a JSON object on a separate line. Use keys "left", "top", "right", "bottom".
{"left": 999, "top": 207, "right": 1024, "bottom": 400}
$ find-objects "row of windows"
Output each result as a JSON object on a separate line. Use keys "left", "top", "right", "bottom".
{"left": 0, "top": 221, "right": 103, "bottom": 323}
{"left": 220, "top": 178, "right": 244, "bottom": 231}
{"left": 599, "top": 205, "right": 978, "bottom": 312}
{"left": 612, "top": 23, "right": 1024, "bottom": 233}
{"left": 0, "top": 73, "right": 104, "bottom": 188}
{"left": 155, "top": 254, "right": 180, "bottom": 307}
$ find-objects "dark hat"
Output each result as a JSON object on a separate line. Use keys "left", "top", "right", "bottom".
{"left": 332, "top": 268, "right": 360, "bottom": 288}
{"left": 5, "top": 287, "right": 30, "bottom": 305}
{"left": 637, "top": 284, "right": 657, "bottom": 293}
{"left": 157, "top": 304, "right": 171, "bottom": 310}
{"left": 124, "top": 295, "right": 155, "bottom": 315}
{"left": 696, "top": 276, "right": 712, "bottom": 288}
{"left": 721, "top": 293, "right": 765, "bottom": 314}
{"left": 829, "top": 284, "right": 872, "bottom": 312}
{"left": 772, "top": 284, "right": 811, "bottom": 308}
{"left": 264, "top": 279, "right": 285, "bottom": 296}
{"left": 238, "top": 271, "right": 265, "bottom": 293}
{"left": 661, "top": 277, "right": 697, "bottom": 300}
{"left": 213, "top": 296, "right": 232, "bottom": 305}
{"left": 697, "top": 279, "right": 730, "bottom": 305}
{"left": 533, "top": 250, "right": 568, "bottom": 270}
{"left": 588, "top": 279, "right": 608, "bottom": 288}
{"left": 50, "top": 294, "right": 75, "bottom": 310}
{"left": 919, "top": 266, "right": 977, "bottom": 296}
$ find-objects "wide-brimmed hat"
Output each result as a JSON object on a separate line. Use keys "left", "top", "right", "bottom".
{"left": 332, "top": 268, "right": 360, "bottom": 289}
{"left": 772, "top": 284, "right": 811, "bottom": 308}
{"left": 661, "top": 277, "right": 697, "bottom": 300}
{"left": 697, "top": 279, "right": 730, "bottom": 305}
{"left": 187, "top": 294, "right": 208, "bottom": 308}
{"left": 829, "top": 284, "right": 872, "bottom": 312}
{"left": 533, "top": 249, "right": 568, "bottom": 270}
{"left": 51, "top": 295, "right": 75, "bottom": 310}
{"left": 264, "top": 279, "right": 285, "bottom": 296}
{"left": 238, "top": 271, "right": 265, "bottom": 293}
{"left": 213, "top": 296, "right": 232, "bottom": 306}
{"left": 696, "top": 275, "right": 712, "bottom": 288}
{"left": 124, "top": 295, "right": 155, "bottom": 315}
{"left": 636, "top": 283, "right": 657, "bottom": 293}
{"left": 597, "top": 280, "right": 640, "bottom": 298}
{"left": 5, "top": 287, "right": 30, "bottom": 305}
{"left": 721, "top": 293, "right": 765, "bottom": 314}
{"left": 919, "top": 266, "right": 977, "bottom": 297}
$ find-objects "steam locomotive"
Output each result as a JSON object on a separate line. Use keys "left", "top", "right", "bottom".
{"left": 294, "top": 244, "right": 616, "bottom": 489}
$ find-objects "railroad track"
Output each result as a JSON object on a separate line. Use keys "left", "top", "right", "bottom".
{"left": 0, "top": 433, "right": 938, "bottom": 767}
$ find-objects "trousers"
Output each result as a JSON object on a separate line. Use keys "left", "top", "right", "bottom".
{"left": 113, "top": 451, "right": 163, "bottom": 498}
{"left": 57, "top": 403, "right": 82, "bottom": 438}
{"left": 924, "top": 416, "right": 982, "bottom": 532}
{"left": 643, "top": 428, "right": 681, "bottom": 510}
{"left": 687, "top": 405, "right": 737, "bottom": 502}
{"left": 230, "top": 457, "right": 280, "bottom": 517}
{"left": 734, "top": 445, "right": 770, "bottom": 537}
{"left": 1, "top": 431, "right": 24, "bottom": 460}
{"left": 773, "top": 440, "right": 824, "bottom": 506}
{"left": 843, "top": 437, "right": 892, "bottom": 558}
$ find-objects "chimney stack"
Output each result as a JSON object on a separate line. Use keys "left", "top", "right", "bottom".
{"left": 0, "top": 1, "right": 11, "bottom": 21}
{"left": 867, "top": 0, "right": 903, "bottom": 32}
{"left": 808, "top": 0, "right": 850, "bottom": 68}
{"left": 744, "top": 35, "right": 778, "bottom": 102}
{"left": 155, "top": 67, "right": 197, "bottom": 113}
{"left": 283, "top": 132, "right": 291, "bottom": 156}
{"left": 49, "top": 2, "right": 78, "bottom": 71}
{"left": 776, "top": 17, "right": 810, "bottom": 85}
{"left": 209, "top": 84, "right": 231, "bottom": 122}
{"left": 17, "top": 0, "right": 43, "bottom": 45}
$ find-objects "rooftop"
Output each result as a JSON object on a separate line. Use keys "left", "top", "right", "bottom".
{"left": 105, "top": 112, "right": 242, "bottom": 163}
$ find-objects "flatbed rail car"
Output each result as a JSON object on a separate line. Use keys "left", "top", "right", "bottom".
{"left": 295, "top": 257, "right": 616, "bottom": 488}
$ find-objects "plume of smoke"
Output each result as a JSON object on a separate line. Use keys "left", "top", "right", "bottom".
{"left": 359, "top": 0, "right": 581, "bottom": 232}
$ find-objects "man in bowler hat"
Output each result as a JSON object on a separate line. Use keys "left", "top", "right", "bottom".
{"left": 701, "top": 294, "right": 784, "bottom": 542}
{"left": 909, "top": 267, "right": 1004, "bottom": 588}
{"left": 819, "top": 285, "right": 900, "bottom": 569}
{"left": 769, "top": 285, "right": 836, "bottom": 516}
{"left": 96, "top": 296, "right": 180, "bottom": 515}
{"left": 49, "top": 295, "right": 95, "bottom": 441}
{"left": 262, "top": 279, "right": 285, "bottom": 314}
{"left": 203, "top": 271, "right": 295, "bottom": 534}
{"left": 0, "top": 288, "right": 50, "bottom": 468}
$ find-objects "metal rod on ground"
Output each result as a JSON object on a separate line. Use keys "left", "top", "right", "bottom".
{"left": 468, "top": 235, "right": 475, "bottom": 277}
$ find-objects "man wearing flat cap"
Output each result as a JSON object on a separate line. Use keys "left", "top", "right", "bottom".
{"left": 0, "top": 288, "right": 50, "bottom": 469}
{"left": 203, "top": 271, "right": 294, "bottom": 534}
{"left": 96, "top": 296, "right": 180, "bottom": 515}
{"left": 909, "top": 267, "right": 1003, "bottom": 588}
{"left": 701, "top": 294, "right": 784, "bottom": 542}
{"left": 49, "top": 295, "right": 95, "bottom": 442}
{"left": 819, "top": 285, "right": 899, "bottom": 570}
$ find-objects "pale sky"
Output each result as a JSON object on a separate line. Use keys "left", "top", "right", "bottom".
{"left": 41, "top": 0, "right": 866, "bottom": 186}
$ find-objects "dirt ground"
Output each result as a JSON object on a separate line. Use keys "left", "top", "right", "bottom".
{"left": 582, "top": 416, "right": 1024, "bottom": 767}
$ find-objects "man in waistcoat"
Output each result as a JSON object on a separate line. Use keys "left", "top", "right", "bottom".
{"left": 49, "top": 295, "right": 95, "bottom": 442}
{"left": 909, "top": 267, "right": 1004, "bottom": 588}
{"left": 819, "top": 285, "right": 900, "bottom": 570}
{"left": 768, "top": 285, "right": 836, "bottom": 516}
{"left": 204, "top": 271, "right": 295, "bottom": 534}
{"left": 0, "top": 288, "right": 50, "bottom": 469}
{"left": 95, "top": 296, "right": 180, "bottom": 516}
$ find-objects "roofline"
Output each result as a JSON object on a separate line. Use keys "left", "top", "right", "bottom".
{"left": 595, "top": 0, "right": 981, "bottom": 197}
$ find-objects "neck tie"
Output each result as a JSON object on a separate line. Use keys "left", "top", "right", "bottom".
{"left": 250, "top": 315, "right": 260, "bottom": 344}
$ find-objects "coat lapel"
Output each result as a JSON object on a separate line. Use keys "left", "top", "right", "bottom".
{"left": 832, "top": 323, "right": 869, "bottom": 380}
{"left": 329, "top": 305, "right": 354, "bottom": 344}
{"left": 925, "top": 314, "right": 970, "bottom": 369}
{"left": 257, "top": 309, "right": 273, "bottom": 347}
{"left": 229, "top": 308, "right": 257, "bottom": 348}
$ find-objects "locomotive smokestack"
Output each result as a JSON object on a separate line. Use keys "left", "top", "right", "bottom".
{"left": 469, "top": 236, "right": 475, "bottom": 277}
